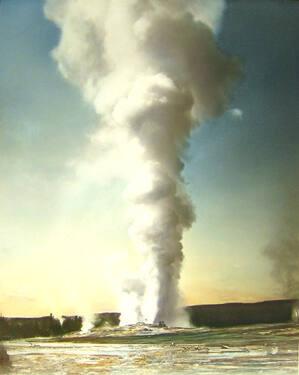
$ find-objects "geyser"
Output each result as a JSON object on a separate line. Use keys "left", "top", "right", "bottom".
{"left": 45, "top": 0, "right": 240, "bottom": 325}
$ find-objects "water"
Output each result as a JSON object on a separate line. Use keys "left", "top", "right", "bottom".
{"left": 2, "top": 323, "right": 299, "bottom": 374}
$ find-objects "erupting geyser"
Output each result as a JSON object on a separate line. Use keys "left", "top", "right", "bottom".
{"left": 45, "top": 0, "right": 240, "bottom": 325}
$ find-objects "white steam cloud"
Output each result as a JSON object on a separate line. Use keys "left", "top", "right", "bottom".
{"left": 45, "top": 0, "right": 240, "bottom": 325}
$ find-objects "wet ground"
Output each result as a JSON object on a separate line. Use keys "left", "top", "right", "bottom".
{"left": 2, "top": 323, "right": 299, "bottom": 374}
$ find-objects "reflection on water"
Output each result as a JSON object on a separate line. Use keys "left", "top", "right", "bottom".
{"left": 3, "top": 323, "right": 299, "bottom": 374}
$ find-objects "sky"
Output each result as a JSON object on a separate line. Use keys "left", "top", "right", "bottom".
{"left": 0, "top": 0, "right": 298, "bottom": 317}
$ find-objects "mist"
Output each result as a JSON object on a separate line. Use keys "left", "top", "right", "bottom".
{"left": 264, "top": 177, "right": 299, "bottom": 299}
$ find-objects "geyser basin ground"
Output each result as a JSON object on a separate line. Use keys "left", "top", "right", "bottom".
{"left": 4, "top": 323, "right": 299, "bottom": 374}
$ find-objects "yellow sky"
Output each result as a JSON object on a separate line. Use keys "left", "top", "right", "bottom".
{"left": 0, "top": 208, "right": 278, "bottom": 317}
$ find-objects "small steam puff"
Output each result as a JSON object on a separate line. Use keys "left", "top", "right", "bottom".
{"left": 45, "top": 0, "right": 240, "bottom": 325}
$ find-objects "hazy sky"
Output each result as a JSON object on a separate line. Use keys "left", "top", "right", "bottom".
{"left": 0, "top": 0, "right": 298, "bottom": 317}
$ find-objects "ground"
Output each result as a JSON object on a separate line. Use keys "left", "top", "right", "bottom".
{"left": 2, "top": 323, "right": 299, "bottom": 374}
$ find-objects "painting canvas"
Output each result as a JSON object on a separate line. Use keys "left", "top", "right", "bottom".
{"left": 0, "top": 0, "right": 298, "bottom": 374}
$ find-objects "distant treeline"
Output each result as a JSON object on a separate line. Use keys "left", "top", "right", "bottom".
{"left": 1, "top": 299, "right": 297, "bottom": 339}
{"left": 0, "top": 312, "right": 120, "bottom": 340}
{"left": 186, "top": 299, "right": 298, "bottom": 328}
{"left": 94, "top": 312, "right": 120, "bottom": 328}
{"left": 0, "top": 315, "right": 82, "bottom": 340}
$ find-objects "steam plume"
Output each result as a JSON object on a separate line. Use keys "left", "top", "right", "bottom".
{"left": 264, "top": 180, "right": 299, "bottom": 299}
{"left": 45, "top": 0, "right": 240, "bottom": 325}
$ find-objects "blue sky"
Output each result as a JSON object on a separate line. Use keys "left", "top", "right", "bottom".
{"left": 0, "top": 0, "right": 298, "bottom": 316}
